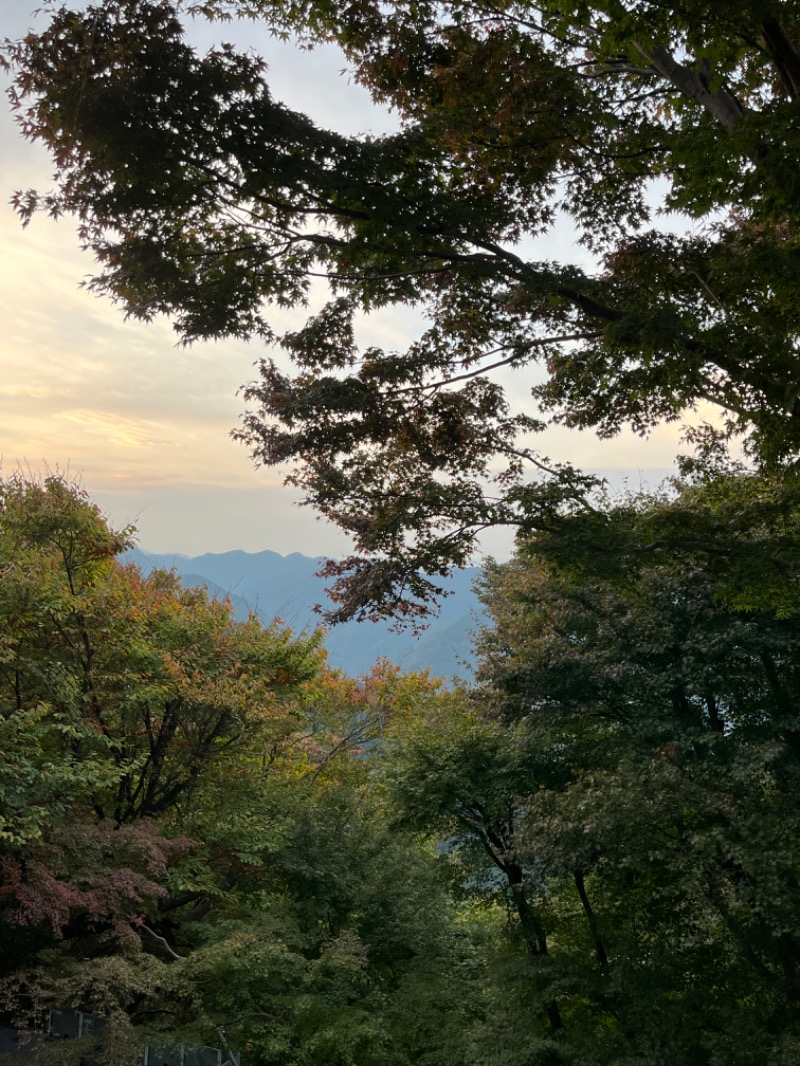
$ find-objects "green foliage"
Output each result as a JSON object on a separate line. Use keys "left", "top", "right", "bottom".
{"left": 0, "top": 476, "right": 481, "bottom": 1066}
{"left": 465, "top": 472, "right": 800, "bottom": 1064}
{"left": 336, "top": 470, "right": 800, "bottom": 1065}
{"left": 10, "top": 3, "right": 800, "bottom": 1061}
{"left": 0, "top": 474, "right": 322, "bottom": 844}
{"left": 9, "top": 1, "right": 800, "bottom": 616}
{"left": 0, "top": 475, "right": 132, "bottom": 846}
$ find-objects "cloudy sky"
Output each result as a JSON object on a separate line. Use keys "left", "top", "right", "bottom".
{"left": 1, "top": 0, "right": 683, "bottom": 559}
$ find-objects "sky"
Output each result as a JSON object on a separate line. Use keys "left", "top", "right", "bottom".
{"left": 0, "top": 0, "right": 684, "bottom": 559}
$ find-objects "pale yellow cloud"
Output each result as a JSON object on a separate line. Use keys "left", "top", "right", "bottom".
{"left": 0, "top": 383, "right": 56, "bottom": 399}
{"left": 59, "top": 410, "right": 167, "bottom": 449}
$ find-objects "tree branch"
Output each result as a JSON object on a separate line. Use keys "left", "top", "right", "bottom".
{"left": 137, "top": 921, "right": 185, "bottom": 961}
{"left": 634, "top": 42, "right": 746, "bottom": 130}
{"left": 762, "top": 17, "right": 800, "bottom": 100}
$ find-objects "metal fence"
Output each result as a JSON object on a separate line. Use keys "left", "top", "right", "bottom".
{"left": 0, "top": 1011, "right": 239, "bottom": 1065}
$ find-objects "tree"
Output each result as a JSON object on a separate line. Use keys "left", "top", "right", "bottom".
{"left": 381, "top": 694, "right": 571, "bottom": 1048}
{"left": 0, "top": 476, "right": 313, "bottom": 1052}
{"left": 0, "top": 477, "right": 483, "bottom": 1066}
{"left": 460, "top": 471, "right": 800, "bottom": 1064}
{"left": 371, "top": 471, "right": 800, "bottom": 1064}
{"left": 8, "top": 1, "right": 800, "bottom": 618}
{"left": 175, "top": 755, "right": 481, "bottom": 1066}
{"left": 0, "top": 474, "right": 322, "bottom": 843}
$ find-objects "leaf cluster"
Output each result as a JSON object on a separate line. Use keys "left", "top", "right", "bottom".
{"left": 11, "top": 1, "right": 800, "bottom": 617}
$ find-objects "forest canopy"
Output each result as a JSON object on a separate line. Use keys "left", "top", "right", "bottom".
{"left": 0, "top": 474, "right": 469, "bottom": 1066}
{"left": 7, "top": 0, "right": 800, "bottom": 618}
{"left": 6, "top": 4, "right": 800, "bottom": 1063}
{"left": 3, "top": 473, "right": 800, "bottom": 1066}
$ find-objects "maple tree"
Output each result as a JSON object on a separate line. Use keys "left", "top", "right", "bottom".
{"left": 0, "top": 476, "right": 483, "bottom": 1066}
{"left": 0, "top": 474, "right": 321, "bottom": 845}
{"left": 0, "top": 476, "right": 314, "bottom": 1038}
{"left": 7, "top": 0, "right": 800, "bottom": 618}
{"left": 8, "top": 4, "right": 800, "bottom": 1055}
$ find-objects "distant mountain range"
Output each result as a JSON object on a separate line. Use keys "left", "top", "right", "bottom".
{"left": 124, "top": 547, "right": 487, "bottom": 680}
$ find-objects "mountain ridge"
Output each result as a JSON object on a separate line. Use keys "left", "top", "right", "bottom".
{"left": 123, "top": 546, "right": 485, "bottom": 680}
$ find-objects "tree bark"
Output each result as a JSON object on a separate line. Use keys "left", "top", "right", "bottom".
{"left": 574, "top": 869, "right": 608, "bottom": 967}
{"left": 634, "top": 43, "right": 746, "bottom": 131}
{"left": 505, "top": 861, "right": 564, "bottom": 1033}
{"left": 762, "top": 18, "right": 800, "bottom": 99}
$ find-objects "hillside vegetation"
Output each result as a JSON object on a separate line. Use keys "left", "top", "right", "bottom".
{"left": 7, "top": 0, "right": 800, "bottom": 1061}
{"left": 4, "top": 473, "right": 800, "bottom": 1065}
